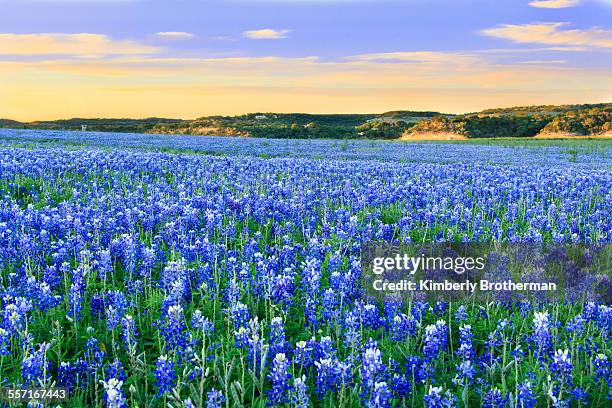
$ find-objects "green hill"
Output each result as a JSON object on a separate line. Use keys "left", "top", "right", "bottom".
{"left": 0, "top": 119, "right": 25, "bottom": 128}
{"left": 2, "top": 103, "right": 610, "bottom": 139}
{"left": 404, "top": 104, "right": 611, "bottom": 139}
{"left": 1, "top": 117, "right": 187, "bottom": 133}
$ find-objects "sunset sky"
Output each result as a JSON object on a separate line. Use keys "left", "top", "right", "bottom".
{"left": 1, "top": 0, "right": 610, "bottom": 121}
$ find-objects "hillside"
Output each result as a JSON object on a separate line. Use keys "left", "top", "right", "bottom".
{"left": 2, "top": 118, "right": 187, "bottom": 133}
{"left": 539, "top": 108, "right": 611, "bottom": 136}
{"left": 149, "top": 113, "right": 379, "bottom": 139}
{"left": 479, "top": 103, "right": 610, "bottom": 115}
{"left": 2, "top": 103, "right": 610, "bottom": 139}
{"left": 402, "top": 104, "right": 611, "bottom": 139}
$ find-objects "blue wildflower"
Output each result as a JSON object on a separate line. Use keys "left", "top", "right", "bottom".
{"left": 154, "top": 355, "right": 176, "bottom": 397}
{"left": 101, "top": 378, "right": 126, "bottom": 408}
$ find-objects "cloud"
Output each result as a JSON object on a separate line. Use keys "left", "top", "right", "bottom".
{"left": 155, "top": 31, "right": 195, "bottom": 40}
{"left": 243, "top": 29, "right": 291, "bottom": 40}
{"left": 528, "top": 0, "right": 581, "bottom": 8}
{"left": 0, "top": 33, "right": 159, "bottom": 57}
{"left": 517, "top": 59, "right": 567, "bottom": 64}
{"left": 347, "top": 51, "right": 479, "bottom": 65}
{"left": 481, "top": 23, "right": 612, "bottom": 49}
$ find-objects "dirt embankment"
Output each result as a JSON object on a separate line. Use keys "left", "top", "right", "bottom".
{"left": 399, "top": 132, "right": 468, "bottom": 141}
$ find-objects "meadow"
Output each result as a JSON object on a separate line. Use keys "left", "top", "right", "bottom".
{"left": 0, "top": 129, "right": 610, "bottom": 407}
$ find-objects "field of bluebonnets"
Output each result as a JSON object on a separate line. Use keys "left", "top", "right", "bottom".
{"left": 0, "top": 128, "right": 610, "bottom": 407}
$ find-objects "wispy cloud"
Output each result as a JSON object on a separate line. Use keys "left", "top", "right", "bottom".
{"left": 243, "top": 29, "right": 291, "bottom": 40}
{"left": 528, "top": 0, "right": 581, "bottom": 8}
{"left": 155, "top": 31, "right": 195, "bottom": 40}
{"left": 347, "top": 51, "right": 478, "bottom": 65}
{"left": 0, "top": 33, "right": 159, "bottom": 56}
{"left": 481, "top": 23, "right": 612, "bottom": 49}
{"left": 518, "top": 59, "right": 567, "bottom": 64}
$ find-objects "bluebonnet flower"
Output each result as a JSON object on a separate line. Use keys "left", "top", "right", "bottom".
{"left": 390, "top": 370, "right": 411, "bottom": 399}
{"left": 405, "top": 355, "right": 431, "bottom": 384}
{"left": 2, "top": 297, "right": 33, "bottom": 333}
{"left": 454, "top": 305, "right": 467, "bottom": 322}
{"left": 483, "top": 388, "right": 508, "bottom": 408}
{"left": 246, "top": 317, "right": 266, "bottom": 368}
{"left": 363, "top": 303, "right": 382, "bottom": 330}
{"left": 68, "top": 266, "right": 86, "bottom": 321}
{"left": 0, "top": 328, "right": 10, "bottom": 355}
{"left": 161, "top": 304, "right": 188, "bottom": 352}
{"left": 367, "top": 381, "right": 393, "bottom": 408}
{"left": 389, "top": 313, "right": 417, "bottom": 341}
{"left": 96, "top": 249, "right": 113, "bottom": 281}
{"left": 154, "top": 355, "right": 176, "bottom": 397}
{"left": 569, "top": 387, "right": 589, "bottom": 405}
{"left": 58, "top": 357, "right": 92, "bottom": 390}
{"left": 141, "top": 246, "right": 156, "bottom": 280}
{"left": 423, "top": 386, "right": 456, "bottom": 408}
{"left": 321, "top": 287, "right": 340, "bottom": 321}
{"left": 411, "top": 301, "right": 429, "bottom": 321}
{"left": 106, "top": 358, "right": 127, "bottom": 383}
{"left": 121, "top": 234, "right": 138, "bottom": 277}
{"left": 434, "top": 301, "right": 448, "bottom": 316}
{"left": 314, "top": 357, "right": 340, "bottom": 396}
{"left": 160, "top": 260, "right": 192, "bottom": 305}
{"left": 106, "top": 305, "right": 122, "bottom": 331}
{"left": 230, "top": 302, "right": 250, "bottom": 328}
{"left": 518, "top": 302, "right": 533, "bottom": 318}
{"left": 457, "top": 324, "right": 475, "bottom": 360}
{"left": 423, "top": 320, "right": 448, "bottom": 360}
{"left": 454, "top": 360, "right": 476, "bottom": 384}
{"left": 304, "top": 296, "right": 319, "bottom": 329}
{"left": 101, "top": 378, "right": 126, "bottom": 408}
{"left": 106, "top": 290, "right": 129, "bottom": 315}
{"left": 597, "top": 305, "right": 612, "bottom": 332}
{"left": 565, "top": 314, "right": 585, "bottom": 335}
{"left": 302, "top": 256, "right": 322, "bottom": 297}
{"left": 206, "top": 389, "right": 225, "bottom": 408}
{"left": 294, "top": 339, "right": 315, "bottom": 369}
{"left": 121, "top": 315, "right": 138, "bottom": 352}
{"left": 291, "top": 375, "right": 309, "bottom": 408}
{"left": 90, "top": 294, "right": 105, "bottom": 321}
{"left": 25, "top": 277, "right": 61, "bottom": 311}
{"left": 85, "top": 337, "right": 106, "bottom": 370}
{"left": 361, "top": 345, "right": 384, "bottom": 389}
{"left": 267, "top": 353, "right": 292, "bottom": 405}
{"left": 532, "top": 311, "right": 553, "bottom": 357}
{"left": 271, "top": 271, "right": 295, "bottom": 308}
{"left": 517, "top": 381, "right": 537, "bottom": 408}
{"left": 343, "top": 312, "right": 361, "bottom": 348}
{"left": 583, "top": 302, "right": 598, "bottom": 321}
{"left": 593, "top": 353, "right": 610, "bottom": 388}
{"left": 269, "top": 317, "right": 289, "bottom": 358}
{"left": 191, "top": 310, "right": 214, "bottom": 335}
{"left": 316, "top": 336, "right": 336, "bottom": 360}
{"left": 234, "top": 326, "right": 249, "bottom": 348}
{"left": 550, "top": 349, "right": 573, "bottom": 380}
{"left": 22, "top": 342, "right": 51, "bottom": 386}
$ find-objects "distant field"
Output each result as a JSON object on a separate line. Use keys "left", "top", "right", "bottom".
{"left": 412, "top": 136, "right": 612, "bottom": 149}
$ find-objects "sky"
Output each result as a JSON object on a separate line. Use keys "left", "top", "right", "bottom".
{"left": 0, "top": 0, "right": 610, "bottom": 120}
